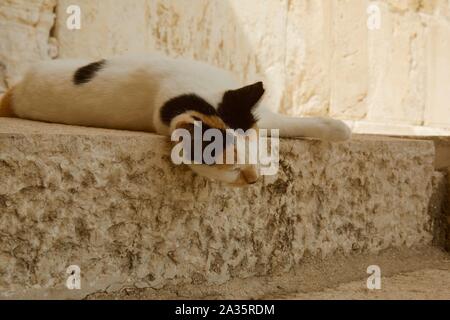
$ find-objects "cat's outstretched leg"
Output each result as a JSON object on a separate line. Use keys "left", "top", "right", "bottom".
{"left": 257, "top": 109, "right": 351, "bottom": 141}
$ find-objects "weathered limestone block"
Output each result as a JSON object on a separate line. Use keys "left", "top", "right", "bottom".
{"left": 0, "top": 0, "right": 57, "bottom": 91}
{"left": 366, "top": 1, "right": 426, "bottom": 125}
{"left": 424, "top": 18, "right": 450, "bottom": 129}
{"left": 281, "top": 0, "right": 332, "bottom": 117}
{"left": 0, "top": 118, "right": 435, "bottom": 298}
{"left": 55, "top": 0, "right": 150, "bottom": 59}
{"left": 329, "top": 0, "right": 369, "bottom": 120}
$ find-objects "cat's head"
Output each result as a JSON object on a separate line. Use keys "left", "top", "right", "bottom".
{"left": 162, "top": 82, "right": 265, "bottom": 186}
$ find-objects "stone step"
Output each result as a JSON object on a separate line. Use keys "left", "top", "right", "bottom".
{"left": 0, "top": 118, "right": 437, "bottom": 299}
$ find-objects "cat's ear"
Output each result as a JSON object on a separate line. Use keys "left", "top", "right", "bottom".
{"left": 221, "top": 82, "right": 265, "bottom": 111}
{"left": 218, "top": 82, "right": 264, "bottom": 130}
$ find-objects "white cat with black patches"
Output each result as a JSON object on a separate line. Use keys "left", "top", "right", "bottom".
{"left": 0, "top": 53, "right": 351, "bottom": 186}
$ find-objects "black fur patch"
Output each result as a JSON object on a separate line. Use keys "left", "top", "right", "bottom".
{"left": 73, "top": 60, "right": 106, "bottom": 85}
{"left": 217, "top": 82, "right": 265, "bottom": 130}
{"left": 160, "top": 94, "right": 217, "bottom": 125}
{"left": 160, "top": 82, "right": 265, "bottom": 131}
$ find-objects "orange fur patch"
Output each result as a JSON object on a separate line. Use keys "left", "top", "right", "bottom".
{"left": 187, "top": 111, "right": 227, "bottom": 129}
{"left": 0, "top": 87, "right": 16, "bottom": 117}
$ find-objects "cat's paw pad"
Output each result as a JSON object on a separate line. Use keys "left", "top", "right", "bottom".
{"left": 318, "top": 118, "right": 352, "bottom": 141}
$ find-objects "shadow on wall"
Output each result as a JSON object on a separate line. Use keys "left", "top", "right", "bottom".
{"left": 53, "top": 0, "right": 286, "bottom": 112}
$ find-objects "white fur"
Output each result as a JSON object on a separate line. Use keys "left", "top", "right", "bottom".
{"left": 13, "top": 53, "right": 351, "bottom": 141}
{"left": 13, "top": 54, "right": 233, "bottom": 134}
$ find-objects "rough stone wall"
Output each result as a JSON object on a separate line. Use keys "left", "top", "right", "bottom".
{"left": 0, "top": 0, "right": 57, "bottom": 92}
{"left": 446, "top": 167, "right": 450, "bottom": 251}
{"left": 0, "top": 118, "right": 435, "bottom": 298}
{"left": 430, "top": 172, "right": 449, "bottom": 248}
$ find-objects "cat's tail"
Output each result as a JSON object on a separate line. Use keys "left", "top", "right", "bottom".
{"left": 0, "top": 87, "right": 17, "bottom": 117}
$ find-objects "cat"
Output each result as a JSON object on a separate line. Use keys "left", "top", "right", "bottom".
{"left": 0, "top": 53, "right": 351, "bottom": 186}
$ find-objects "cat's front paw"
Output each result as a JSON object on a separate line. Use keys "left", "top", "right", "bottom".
{"left": 317, "top": 118, "right": 352, "bottom": 142}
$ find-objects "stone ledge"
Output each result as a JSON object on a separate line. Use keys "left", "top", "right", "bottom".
{"left": 0, "top": 118, "right": 436, "bottom": 298}
{"left": 345, "top": 120, "right": 450, "bottom": 137}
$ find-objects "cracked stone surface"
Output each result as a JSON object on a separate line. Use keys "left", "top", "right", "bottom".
{"left": 0, "top": 118, "right": 436, "bottom": 299}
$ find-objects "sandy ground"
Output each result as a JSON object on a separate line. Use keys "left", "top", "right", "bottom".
{"left": 270, "top": 268, "right": 450, "bottom": 300}
{"left": 87, "top": 246, "right": 450, "bottom": 300}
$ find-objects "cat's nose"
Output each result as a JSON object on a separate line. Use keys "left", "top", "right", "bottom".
{"left": 242, "top": 167, "right": 259, "bottom": 184}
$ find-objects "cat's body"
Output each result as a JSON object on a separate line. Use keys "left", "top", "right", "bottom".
{"left": 9, "top": 54, "right": 238, "bottom": 135}
{"left": 0, "top": 53, "right": 351, "bottom": 185}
